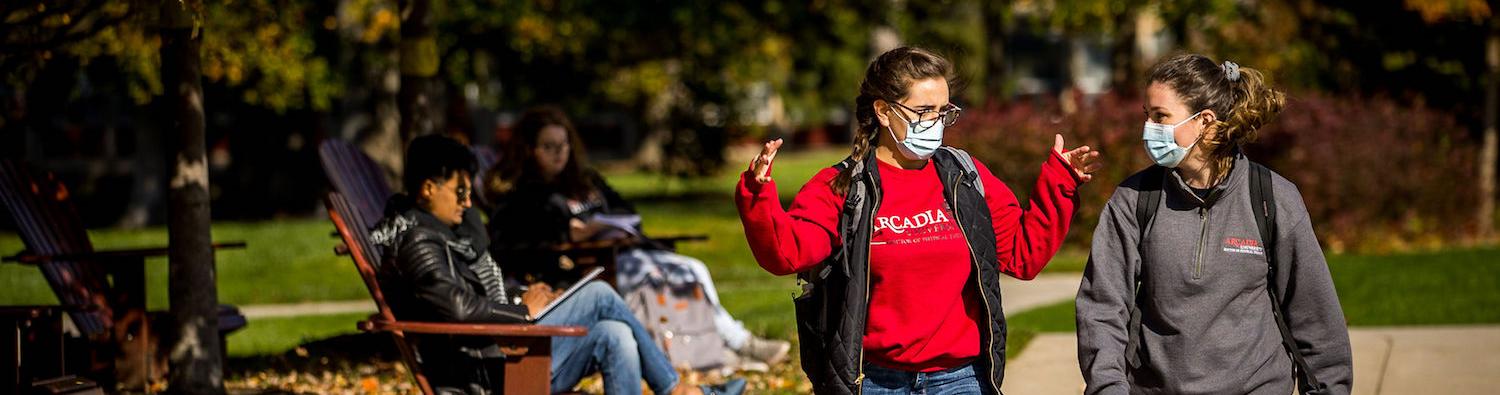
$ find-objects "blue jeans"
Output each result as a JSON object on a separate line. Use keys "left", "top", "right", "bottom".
{"left": 861, "top": 362, "right": 983, "bottom": 395}
{"left": 538, "top": 281, "right": 678, "bottom": 394}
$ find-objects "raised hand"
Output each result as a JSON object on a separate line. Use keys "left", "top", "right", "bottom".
{"left": 748, "top": 138, "right": 784, "bottom": 184}
{"left": 1054, "top": 134, "right": 1102, "bottom": 183}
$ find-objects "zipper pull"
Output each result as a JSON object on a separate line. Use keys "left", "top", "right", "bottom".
{"left": 853, "top": 373, "right": 866, "bottom": 385}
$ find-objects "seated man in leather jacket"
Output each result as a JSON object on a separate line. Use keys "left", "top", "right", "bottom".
{"left": 371, "top": 134, "right": 742, "bottom": 395}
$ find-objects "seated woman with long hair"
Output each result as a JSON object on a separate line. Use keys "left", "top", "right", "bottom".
{"left": 485, "top": 106, "right": 791, "bottom": 369}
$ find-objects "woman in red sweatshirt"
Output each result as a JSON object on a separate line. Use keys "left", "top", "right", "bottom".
{"left": 735, "top": 47, "right": 1101, "bottom": 394}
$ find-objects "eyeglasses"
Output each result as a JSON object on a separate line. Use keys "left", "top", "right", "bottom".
{"left": 433, "top": 181, "right": 471, "bottom": 203}
{"left": 538, "top": 142, "right": 570, "bottom": 154}
{"left": 887, "top": 101, "right": 962, "bottom": 133}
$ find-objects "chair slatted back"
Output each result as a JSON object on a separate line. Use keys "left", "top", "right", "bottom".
{"left": 0, "top": 161, "right": 113, "bottom": 336}
{"left": 325, "top": 192, "right": 396, "bottom": 321}
{"left": 318, "top": 139, "right": 393, "bottom": 224}
{"left": 325, "top": 191, "right": 435, "bottom": 395}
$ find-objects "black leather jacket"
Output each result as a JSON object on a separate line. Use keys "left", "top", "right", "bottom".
{"left": 371, "top": 196, "right": 529, "bottom": 390}
{"left": 373, "top": 197, "right": 529, "bottom": 325}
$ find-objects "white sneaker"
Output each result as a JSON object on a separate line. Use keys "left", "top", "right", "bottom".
{"left": 736, "top": 336, "right": 791, "bottom": 365}
{"left": 717, "top": 349, "right": 769, "bottom": 375}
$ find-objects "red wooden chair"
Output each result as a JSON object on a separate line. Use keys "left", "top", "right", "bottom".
{"left": 326, "top": 191, "right": 586, "bottom": 394}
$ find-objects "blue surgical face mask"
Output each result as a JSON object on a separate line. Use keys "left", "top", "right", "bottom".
{"left": 887, "top": 109, "right": 945, "bottom": 160}
{"left": 1142, "top": 110, "right": 1205, "bottom": 168}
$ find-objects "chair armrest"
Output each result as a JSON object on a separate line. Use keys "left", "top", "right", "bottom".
{"left": 358, "top": 319, "right": 588, "bottom": 337}
{"left": 4, "top": 241, "right": 249, "bottom": 265}
{"left": 491, "top": 238, "right": 637, "bottom": 253}
{"left": 492, "top": 234, "right": 705, "bottom": 253}
{"left": 0, "top": 304, "right": 93, "bottom": 319}
{"left": 654, "top": 234, "right": 709, "bottom": 243}
{"left": 651, "top": 234, "right": 709, "bottom": 248}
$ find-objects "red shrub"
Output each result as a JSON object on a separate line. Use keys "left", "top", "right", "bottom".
{"left": 947, "top": 92, "right": 1475, "bottom": 253}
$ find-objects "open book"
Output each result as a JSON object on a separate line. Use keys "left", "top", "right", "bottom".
{"left": 585, "top": 213, "right": 642, "bottom": 240}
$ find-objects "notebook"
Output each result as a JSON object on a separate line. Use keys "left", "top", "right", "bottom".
{"left": 531, "top": 266, "right": 607, "bottom": 321}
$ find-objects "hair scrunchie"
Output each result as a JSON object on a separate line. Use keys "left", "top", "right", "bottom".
{"left": 1222, "top": 61, "right": 1241, "bottom": 82}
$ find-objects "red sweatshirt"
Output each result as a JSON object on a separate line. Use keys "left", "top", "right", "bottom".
{"left": 735, "top": 151, "right": 1080, "bottom": 371}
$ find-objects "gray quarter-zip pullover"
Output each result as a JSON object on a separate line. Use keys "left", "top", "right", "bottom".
{"left": 1077, "top": 154, "right": 1353, "bottom": 394}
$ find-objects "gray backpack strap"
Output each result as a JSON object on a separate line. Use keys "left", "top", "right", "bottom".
{"left": 938, "top": 146, "right": 985, "bottom": 197}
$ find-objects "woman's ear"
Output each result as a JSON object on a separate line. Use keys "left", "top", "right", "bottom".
{"left": 874, "top": 99, "right": 891, "bottom": 128}
{"left": 1197, "top": 109, "right": 1221, "bottom": 139}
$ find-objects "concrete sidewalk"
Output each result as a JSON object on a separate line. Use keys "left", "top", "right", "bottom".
{"left": 239, "top": 300, "right": 375, "bottom": 319}
{"left": 1001, "top": 325, "right": 1500, "bottom": 394}
{"left": 1001, "top": 273, "right": 1083, "bottom": 317}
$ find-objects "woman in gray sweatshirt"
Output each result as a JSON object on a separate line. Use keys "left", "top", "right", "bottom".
{"left": 1076, "top": 54, "right": 1353, "bottom": 395}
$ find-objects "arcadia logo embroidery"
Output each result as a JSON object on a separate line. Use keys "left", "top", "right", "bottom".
{"left": 873, "top": 209, "right": 951, "bottom": 234}
{"left": 1222, "top": 237, "right": 1264, "bottom": 256}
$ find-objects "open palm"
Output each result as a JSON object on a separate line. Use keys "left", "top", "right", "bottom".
{"left": 1053, "top": 134, "right": 1102, "bottom": 183}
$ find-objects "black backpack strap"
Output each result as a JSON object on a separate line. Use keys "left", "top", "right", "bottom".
{"left": 1125, "top": 166, "right": 1165, "bottom": 370}
{"left": 1134, "top": 166, "right": 1165, "bottom": 237}
{"left": 806, "top": 157, "right": 856, "bottom": 283}
{"left": 1249, "top": 161, "right": 1327, "bottom": 394}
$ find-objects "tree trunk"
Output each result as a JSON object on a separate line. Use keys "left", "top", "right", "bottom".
{"left": 160, "top": 1, "right": 225, "bottom": 394}
{"left": 399, "top": 0, "right": 438, "bottom": 143}
{"left": 1109, "top": 9, "right": 1141, "bottom": 92}
{"left": 1479, "top": 24, "right": 1498, "bottom": 240}
{"left": 117, "top": 111, "right": 165, "bottom": 228}
{"left": 982, "top": 0, "right": 1010, "bottom": 103}
{"left": 365, "top": 52, "right": 404, "bottom": 191}
{"left": 358, "top": 0, "right": 405, "bottom": 191}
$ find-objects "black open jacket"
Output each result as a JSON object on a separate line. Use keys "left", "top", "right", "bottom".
{"left": 798, "top": 148, "right": 1009, "bottom": 394}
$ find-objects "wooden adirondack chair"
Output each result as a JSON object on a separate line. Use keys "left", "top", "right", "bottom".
{"left": 0, "top": 160, "right": 247, "bottom": 392}
{"left": 318, "top": 139, "right": 394, "bottom": 225}
{"left": 316, "top": 138, "right": 706, "bottom": 288}
{"left": 0, "top": 305, "right": 71, "bottom": 393}
{"left": 325, "top": 191, "right": 586, "bottom": 395}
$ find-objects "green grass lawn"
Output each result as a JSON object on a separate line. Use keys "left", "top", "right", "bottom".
{"left": 1003, "top": 245, "right": 1500, "bottom": 357}
{"left": 226, "top": 312, "right": 372, "bottom": 357}
{"left": 0, "top": 218, "right": 368, "bottom": 308}
{"left": 606, "top": 147, "right": 851, "bottom": 202}
{"left": 217, "top": 243, "right": 1500, "bottom": 363}
{"left": 4, "top": 147, "right": 1499, "bottom": 360}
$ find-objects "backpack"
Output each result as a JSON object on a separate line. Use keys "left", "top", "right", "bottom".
{"left": 1129, "top": 163, "right": 1329, "bottom": 394}
{"left": 624, "top": 280, "right": 730, "bottom": 371}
